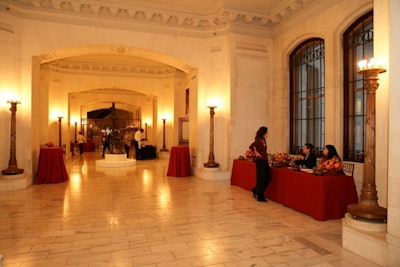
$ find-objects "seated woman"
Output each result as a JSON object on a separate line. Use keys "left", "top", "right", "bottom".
{"left": 318, "top": 144, "right": 344, "bottom": 173}
{"left": 294, "top": 143, "right": 317, "bottom": 169}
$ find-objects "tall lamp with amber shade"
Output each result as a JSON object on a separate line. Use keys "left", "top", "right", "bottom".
{"left": 2, "top": 100, "right": 24, "bottom": 175}
{"left": 347, "top": 58, "right": 387, "bottom": 221}
{"left": 204, "top": 105, "right": 219, "bottom": 168}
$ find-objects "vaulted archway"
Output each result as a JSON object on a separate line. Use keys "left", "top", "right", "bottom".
{"left": 31, "top": 45, "right": 198, "bottom": 162}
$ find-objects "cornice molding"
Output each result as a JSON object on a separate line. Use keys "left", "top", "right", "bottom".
{"left": 2, "top": 0, "right": 317, "bottom": 37}
{"left": 48, "top": 60, "right": 177, "bottom": 77}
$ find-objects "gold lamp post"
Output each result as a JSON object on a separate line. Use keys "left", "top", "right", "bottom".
{"left": 347, "top": 58, "right": 387, "bottom": 221}
{"left": 74, "top": 121, "right": 77, "bottom": 144}
{"left": 2, "top": 100, "right": 24, "bottom": 175}
{"left": 160, "top": 118, "right": 168, "bottom": 152}
{"left": 204, "top": 105, "right": 219, "bottom": 168}
{"left": 58, "top": 116, "right": 63, "bottom": 148}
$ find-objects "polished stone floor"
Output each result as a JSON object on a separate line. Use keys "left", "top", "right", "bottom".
{"left": 0, "top": 152, "right": 378, "bottom": 266}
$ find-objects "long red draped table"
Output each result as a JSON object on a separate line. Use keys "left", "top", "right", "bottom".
{"left": 167, "top": 146, "right": 191, "bottom": 177}
{"left": 36, "top": 147, "right": 69, "bottom": 184}
{"left": 230, "top": 159, "right": 358, "bottom": 220}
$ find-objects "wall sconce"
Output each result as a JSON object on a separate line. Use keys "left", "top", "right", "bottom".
{"left": 58, "top": 116, "right": 63, "bottom": 148}
{"left": 204, "top": 105, "right": 219, "bottom": 168}
{"left": 2, "top": 100, "right": 24, "bottom": 175}
{"left": 347, "top": 58, "right": 387, "bottom": 221}
{"left": 160, "top": 118, "right": 168, "bottom": 152}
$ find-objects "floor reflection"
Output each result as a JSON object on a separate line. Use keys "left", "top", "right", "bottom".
{"left": 0, "top": 152, "right": 379, "bottom": 266}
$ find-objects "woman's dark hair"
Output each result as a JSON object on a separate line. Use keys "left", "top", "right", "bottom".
{"left": 305, "top": 143, "right": 314, "bottom": 152}
{"left": 325, "top": 144, "right": 341, "bottom": 160}
{"left": 255, "top": 126, "right": 268, "bottom": 139}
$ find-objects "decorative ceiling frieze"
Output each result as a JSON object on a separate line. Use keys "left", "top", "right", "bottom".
{"left": 48, "top": 60, "right": 177, "bottom": 76}
{"left": 4, "top": 0, "right": 316, "bottom": 35}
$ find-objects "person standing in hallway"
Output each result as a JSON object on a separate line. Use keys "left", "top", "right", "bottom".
{"left": 124, "top": 130, "right": 132, "bottom": 158}
{"left": 134, "top": 128, "right": 144, "bottom": 160}
{"left": 249, "top": 126, "right": 271, "bottom": 202}
{"left": 77, "top": 131, "right": 87, "bottom": 155}
{"left": 101, "top": 133, "right": 111, "bottom": 158}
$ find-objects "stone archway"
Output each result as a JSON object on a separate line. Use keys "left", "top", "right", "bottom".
{"left": 31, "top": 45, "right": 198, "bottom": 164}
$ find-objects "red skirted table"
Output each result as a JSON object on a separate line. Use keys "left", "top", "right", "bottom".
{"left": 36, "top": 147, "right": 69, "bottom": 184}
{"left": 230, "top": 159, "right": 358, "bottom": 220}
{"left": 167, "top": 146, "right": 191, "bottom": 177}
{"left": 83, "top": 142, "right": 95, "bottom": 152}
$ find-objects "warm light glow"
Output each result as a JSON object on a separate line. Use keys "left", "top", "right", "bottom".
{"left": 160, "top": 112, "right": 171, "bottom": 121}
{"left": 51, "top": 110, "right": 64, "bottom": 120}
{"left": 0, "top": 90, "right": 20, "bottom": 106}
{"left": 143, "top": 118, "right": 151, "bottom": 126}
{"left": 70, "top": 116, "right": 79, "bottom": 124}
{"left": 207, "top": 98, "right": 223, "bottom": 109}
{"left": 158, "top": 186, "right": 171, "bottom": 210}
{"left": 358, "top": 58, "right": 385, "bottom": 70}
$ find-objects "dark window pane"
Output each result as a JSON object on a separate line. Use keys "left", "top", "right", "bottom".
{"left": 290, "top": 38, "right": 325, "bottom": 154}
{"left": 343, "top": 11, "right": 373, "bottom": 162}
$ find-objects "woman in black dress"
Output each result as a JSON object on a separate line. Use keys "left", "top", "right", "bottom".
{"left": 249, "top": 126, "right": 271, "bottom": 202}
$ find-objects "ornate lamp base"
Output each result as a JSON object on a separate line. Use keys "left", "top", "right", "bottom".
{"left": 204, "top": 160, "right": 219, "bottom": 168}
{"left": 2, "top": 165, "right": 24, "bottom": 175}
{"left": 347, "top": 202, "right": 387, "bottom": 222}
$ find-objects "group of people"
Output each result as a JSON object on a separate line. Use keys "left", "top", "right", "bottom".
{"left": 248, "top": 126, "right": 344, "bottom": 202}
{"left": 101, "top": 128, "right": 145, "bottom": 159}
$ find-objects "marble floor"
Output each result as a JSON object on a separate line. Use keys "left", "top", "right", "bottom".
{"left": 0, "top": 152, "right": 379, "bottom": 267}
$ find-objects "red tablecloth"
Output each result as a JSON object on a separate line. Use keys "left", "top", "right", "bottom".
{"left": 83, "top": 142, "right": 95, "bottom": 152}
{"left": 167, "top": 146, "right": 191, "bottom": 177}
{"left": 230, "top": 159, "right": 358, "bottom": 220}
{"left": 36, "top": 147, "right": 69, "bottom": 184}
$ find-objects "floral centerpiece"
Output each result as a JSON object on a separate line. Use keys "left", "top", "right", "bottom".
{"left": 45, "top": 141, "right": 54, "bottom": 147}
{"left": 245, "top": 149, "right": 256, "bottom": 161}
{"left": 273, "top": 152, "right": 292, "bottom": 167}
{"left": 314, "top": 156, "right": 344, "bottom": 175}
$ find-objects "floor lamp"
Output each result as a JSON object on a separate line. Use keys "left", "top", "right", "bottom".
{"left": 347, "top": 58, "right": 387, "bottom": 221}
{"left": 2, "top": 100, "right": 24, "bottom": 175}
{"left": 58, "top": 116, "right": 63, "bottom": 148}
{"left": 74, "top": 121, "right": 77, "bottom": 144}
{"left": 204, "top": 105, "right": 219, "bottom": 168}
{"left": 160, "top": 118, "right": 168, "bottom": 151}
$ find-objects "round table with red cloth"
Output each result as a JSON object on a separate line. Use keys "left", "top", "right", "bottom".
{"left": 36, "top": 147, "right": 69, "bottom": 184}
{"left": 167, "top": 146, "right": 191, "bottom": 177}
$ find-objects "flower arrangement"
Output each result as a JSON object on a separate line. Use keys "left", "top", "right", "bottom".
{"left": 323, "top": 159, "right": 343, "bottom": 170}
{"left": 45, "top": 141, "right": 54, "bottom": 147}
{"left": 314, "top": 156, "right": 344, "bottom": 175}
{"left": 245, "top": 149, "right": 256, "bottom": 161}
{"left": 273, "top": 152, "right": 292, "bottom": 167}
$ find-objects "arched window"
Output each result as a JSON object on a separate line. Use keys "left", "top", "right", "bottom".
{"left": 290, "top": 38, "right": 325, "bottom": 155}
{"left": 343, "top": 11, "right": 373, "bottom": 162}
